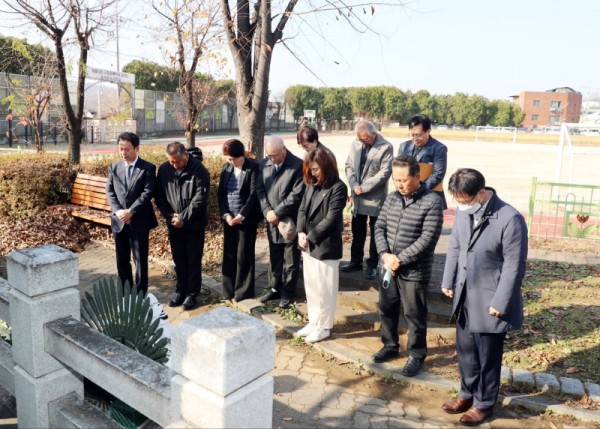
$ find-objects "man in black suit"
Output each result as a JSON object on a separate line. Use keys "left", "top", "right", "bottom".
{"left": 155, "top": 142, "right": 210, "bottom": 311}
{"left": 106, "top": 132, "right": 158, "bottom": 294}
{"left": 256, "top": 136, "right": 305, "bottom": 308}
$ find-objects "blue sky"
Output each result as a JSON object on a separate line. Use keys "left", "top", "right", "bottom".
{"left": 2, "top": 0, "right": 598, "bottom": 102}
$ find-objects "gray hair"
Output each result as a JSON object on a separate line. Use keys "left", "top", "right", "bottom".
{"left": 355, "top": 120, "right": 377, "bottom": 136}
{"left": 166, "top": 141, "right": 187, "bottom": 156}
{"left": 265, "top": 136, "right": 285, "bottom": 151}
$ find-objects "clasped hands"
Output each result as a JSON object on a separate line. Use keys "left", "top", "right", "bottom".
{"left": 224, "top": 213, "right": 244, "bottom": 226}
{"left": 298, "top": 232, "right": 308, "bottom": 250}
{"left": 440, "top": 287, "right": 504, "bottom": 318}
{"left": 381, "top": 253, "right": 400, "bottom": 275}
{"left": 116, "top": 209, "right": 133, "bottom": 224}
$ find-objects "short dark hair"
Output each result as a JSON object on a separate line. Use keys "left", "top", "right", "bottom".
{"left": 297, "top": 126, "right": 319, "bottom": 145}
{"left": 392, "top": 155, "right": 420, "bottom": 177}
{"left": 118, "top": 132, "right": 140, "bottom": 148}
{"left": 408, "top": 114, "right": 432, "bottom": 132}
{"left": 303, "top": 148, "right": 338, "bottom": 188}
{"left": 222, "top": 139, "right": 245, "bottom": 157}
{"left": 447, "top": 168, "right": 486, "bottom": 197}
{"left": 166, "top": 141, "right": 187, "bottom": 156}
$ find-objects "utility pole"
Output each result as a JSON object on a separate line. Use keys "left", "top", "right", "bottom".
{"left": 116, "top": 0, "right": 120, "bottom": 71}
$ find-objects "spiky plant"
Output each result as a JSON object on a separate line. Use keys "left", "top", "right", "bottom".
{"left": 80, "top": 277, "right": 169, "bottom": 364}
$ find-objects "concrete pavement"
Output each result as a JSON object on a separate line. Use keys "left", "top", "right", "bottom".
{"left": 76, "top": 237, "right": 600, "bottom": 428}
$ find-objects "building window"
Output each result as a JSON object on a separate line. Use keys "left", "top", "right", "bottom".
{"left": 549, "top": 116, "right": 559, "bottom": 125}
{"left": 532, "top": 114, "right": 539, "bottom": 121}
{"left": 550, "top": 100, "right": 561, "bottom": 110}
{"left": 533, "top": 100, "right": 541, "bottom": 107}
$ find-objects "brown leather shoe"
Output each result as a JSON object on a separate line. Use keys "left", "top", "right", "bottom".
{"left": 441, "top": 396, "right": 473, "bottom": 414}
{"left": 459, "top": 406, "right": 494, "bottom": 426}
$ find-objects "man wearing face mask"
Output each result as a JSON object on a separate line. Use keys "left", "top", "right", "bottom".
{"left": 398, "top": 114, "right": 448, "bottom": 209}
{"left": 440, "top": 168, "right": 527, "bottom": 426}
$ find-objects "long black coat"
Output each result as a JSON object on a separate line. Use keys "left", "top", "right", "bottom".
{"left": 256, "top": 151, "right": 305, "bottom": 244}
{"left": 297, "top": 178, "right": 348, "bottom": 260}
{"left": 217, "top": 158, "right": 262, "bottom": 226}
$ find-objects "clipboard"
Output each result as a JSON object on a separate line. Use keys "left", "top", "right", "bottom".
{"left": 419, "top": 163, "right": 443, "bottom": 192}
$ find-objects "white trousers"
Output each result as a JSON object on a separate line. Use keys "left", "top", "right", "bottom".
{"left": 302, "top": 252, "right": 340, "bottom": 330}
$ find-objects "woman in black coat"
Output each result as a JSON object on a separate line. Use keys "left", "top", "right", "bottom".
{"left": 217, "top": 139, "right": 261, "bottom": 301}
{"left": 296, "top": 148, "right": 348, "bottom": 343}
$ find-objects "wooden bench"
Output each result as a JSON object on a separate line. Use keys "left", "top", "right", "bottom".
{"left": 70, "top": 173, "right": 112, "bottom": 226}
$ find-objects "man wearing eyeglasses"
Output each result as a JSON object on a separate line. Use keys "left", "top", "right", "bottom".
{"left": 398, "top": 114, "right": 448, "bottom": 209}
{"left": 257, "top": 136, "right": 305, "bottom": 308}
{"left": 342, "top": 120, "right": 393, "bottom": 280}
{"left": 440, "top": 168, "right": 527, "bottom": 426}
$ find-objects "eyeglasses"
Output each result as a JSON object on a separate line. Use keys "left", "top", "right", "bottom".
{"left": 452, "top": 194, "right": 478, "bottom": 205}
{"left": 410, "top": 132, "right": 427, "bottom": 139}
{"left": 266, "top": 151, "right": 283, "bottom": 160}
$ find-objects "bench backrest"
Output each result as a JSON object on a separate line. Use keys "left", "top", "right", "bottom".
{"left": 70, "top": 173, "right": 111, "bottom": 211}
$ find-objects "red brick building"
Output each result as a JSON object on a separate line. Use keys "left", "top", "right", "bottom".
{"left": 510, "top": 87, "right": 582, "bottom": 129}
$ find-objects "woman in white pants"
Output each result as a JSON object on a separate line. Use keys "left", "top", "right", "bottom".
{"left": 296, "top": 148, "right": 348, "bottom": 343}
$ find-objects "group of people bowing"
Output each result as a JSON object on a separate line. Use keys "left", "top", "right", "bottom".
{"left": 105, "top": 114, "right": 527, "bottom": 427}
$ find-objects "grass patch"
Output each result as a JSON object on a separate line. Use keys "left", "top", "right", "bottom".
{"left": 254, "top": 301, "right": 305, "bottom": 324}
{"left": 503, "top": 261, "right": 600, "bottom": 383}
{"left": 529, "top": 238, "right": 600, "bottom": 254}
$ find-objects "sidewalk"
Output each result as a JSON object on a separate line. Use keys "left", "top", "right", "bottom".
{"left": 77, "top": 236, "right": 600, "bottom": 428}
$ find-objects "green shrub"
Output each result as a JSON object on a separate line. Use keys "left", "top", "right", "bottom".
{"left": 0, "top": 154, "right": 75, "bottom": 218}
{"left": 0, "top": 148, "right": 226, "bottom": 227}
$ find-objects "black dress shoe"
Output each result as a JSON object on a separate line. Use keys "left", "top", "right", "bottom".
{"left": 402, "top": 356, "right": 424, "bottom": 377}
{"left": 279, "top": 297, "right": 292, "bottom": 308}
{"left": 365, "top": 266, "right": 377, "bottom": 280}
{"left": 259, "top": 288, "right": 279, "bottom": 303}
{"left": 168, "top": 292, "right": 186, "bottom": 307}
{"left": 340, "top": 261, "right": 362, "bottom": 272}
{"left": 182, "top": 294, "right": 198, "bottom": 310}
{"left": 372, "top": 346, "right": 400, "bottom": 363}
{"left": 459, "top": 406, "right": 494, "bottom": 426}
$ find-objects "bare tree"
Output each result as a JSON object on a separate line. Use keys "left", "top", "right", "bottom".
{"left": 1, "top": 38, "right": 59, "bottom": 152}
{"left": 1, "top": 0, "right": 116, "bottom": 163}
{"left": 220, "top": 1, "right": 407, "bottom": 158}
{"left": 151, "top": 0, "right": 224, "bottom": 148}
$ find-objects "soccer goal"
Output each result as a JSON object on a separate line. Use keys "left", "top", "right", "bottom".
{"left": 474, "top": 126, "right": 517, "bottom": 144}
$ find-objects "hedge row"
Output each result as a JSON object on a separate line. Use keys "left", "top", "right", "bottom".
{"left": 0, "top": 147, "right": 228, "bottom": 226}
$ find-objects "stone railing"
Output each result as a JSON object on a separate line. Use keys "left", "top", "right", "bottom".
{"left": 0, "top": 244, "right": 275, "bottom": 428}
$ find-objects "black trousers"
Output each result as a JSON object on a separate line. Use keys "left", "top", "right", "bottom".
{"left": 169, "top": 228, "right": 205, "bottom": 296}
{"left": 267, "top": 240, "right": 300, "bottom": 299}
{"left": 378, "top": 277, "right": 428, "bottom": 360}
{"left": 350, "top": 214, "right": 378, "bottom": 268}
{"left": 114, "top": 226, "right": 150, "bottom": 294}
{"left": 222, "top": 223, "right": 257, "bottom": 300}
{"left": 457, "top": 309, "right": 506, "bottom": 409}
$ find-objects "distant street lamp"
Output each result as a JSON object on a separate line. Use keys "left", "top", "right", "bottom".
{"left": 6, "top": 114, "right": 13, "bottom": 148}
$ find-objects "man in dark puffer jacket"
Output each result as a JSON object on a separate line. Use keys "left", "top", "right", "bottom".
{"left": 155, "top": 142, "right": 210, "bottom": 311}
{"left": 372, "top": 155, "right": 443, "bottom": 377}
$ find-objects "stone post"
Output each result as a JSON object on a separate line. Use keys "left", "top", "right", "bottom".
{"left": 169, "top": 306, "right": 276, "bottom": 428}
{"left": 7, "top": 244, "right": 83, "bottom": 428}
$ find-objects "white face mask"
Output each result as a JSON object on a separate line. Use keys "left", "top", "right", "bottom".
{"left": 457, "top": 202, "right": 481, "bottom": 214}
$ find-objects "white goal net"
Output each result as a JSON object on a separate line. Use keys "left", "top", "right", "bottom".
{"left": 474, "top": 126, "right": 517, "bottom": 144}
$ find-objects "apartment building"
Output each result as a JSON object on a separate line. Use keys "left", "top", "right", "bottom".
{"left": 510, "top": 87, "right": 582, "bottom": 129}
